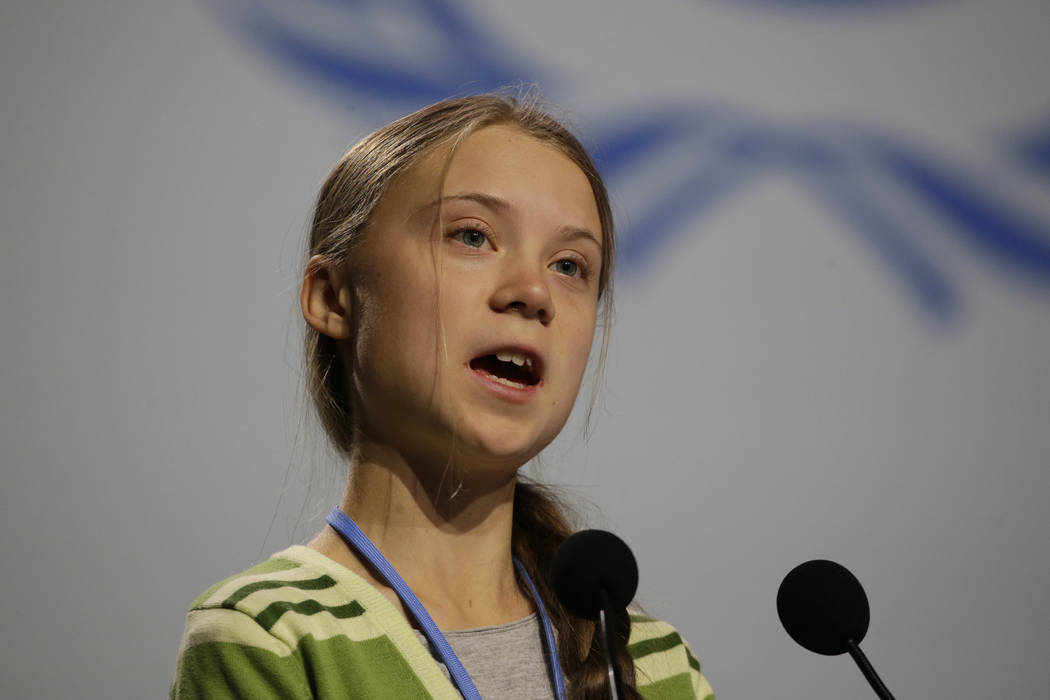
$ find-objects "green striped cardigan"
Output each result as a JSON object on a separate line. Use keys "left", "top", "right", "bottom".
{"left": 171, "top": 545, "right": 714, "bottom": 699}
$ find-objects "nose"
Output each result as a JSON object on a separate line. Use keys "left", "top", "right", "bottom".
{"left": 489, "top": 262, "right": 555, "bottom": 323}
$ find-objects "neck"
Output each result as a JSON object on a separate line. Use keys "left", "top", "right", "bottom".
{"left": 316, "top": 440, "right": 533, "bottom": 630}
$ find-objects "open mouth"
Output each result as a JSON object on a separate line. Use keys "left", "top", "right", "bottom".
{"left": 469, "top": 350, "right": 542, "bottom": 389}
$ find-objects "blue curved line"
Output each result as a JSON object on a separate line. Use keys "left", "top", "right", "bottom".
{"left": 257, "top": 26, "right": 462, "bottom": 102}
{"left": 590, "top": 110, "right": 727, "bottom": 178}
{"left": 585, "top": 111, "right": 766, "bottom": 270}
{"left": 413, "top": 0, "right": 536, "bottom": 83}
{"left": 218, "top": 6, "right": 455, "bottom": 102}
{"left": 803, "top": 166, "right": 959, "bottom": 319}
{"left": 215, "top": 0, "right": 541, "bottom": 105}
{"left": 717, "top": 125, "right": 958, "bottom": 316}
{"left": 719, "top": 126, "right": 850, "bottom": 172}
{"left": 284, "top": 0, "right": 524, "bottom": 82}
{"left": 607, "top": 116, "right": 961, "bottom": 317}
{"left": 866, "top": 138, "right": 1050, "bottom": 282}
{"left": 617, "top": 159, "right": 762, "bottom": 271}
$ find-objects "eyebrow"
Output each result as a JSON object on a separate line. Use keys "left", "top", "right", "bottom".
{"left": 414, "top": 192, "right": 603, "bottom": 250}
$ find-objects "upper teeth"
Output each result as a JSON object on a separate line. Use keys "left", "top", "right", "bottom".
{"left": 496, "top": 351, "right": 531, "bottom": 368}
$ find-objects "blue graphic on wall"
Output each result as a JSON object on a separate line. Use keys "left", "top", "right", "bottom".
{"left": 210, "top": 0, "right": 1050, "bottom": 323}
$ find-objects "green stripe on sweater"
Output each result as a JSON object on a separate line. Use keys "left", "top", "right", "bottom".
{"left": 221, "top": 574, "right": 338, "bottom": 610}
{"left": 191, "top": 558, "right": 301, "bottom": 609}
{"left": 684, "top": 645, "right": 701, "bottom": 673}
{"left": 255, "top": 598, "right": 366, "bottom": 632}
{"left": 629, "top": 631, "right": 683, "bottom": 660}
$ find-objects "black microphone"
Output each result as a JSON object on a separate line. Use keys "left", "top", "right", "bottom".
{"left": 551, "top": 530, "right": 639, "bottom": 700}
{"left": 777, "top": 560, "right": 896, "bottom": 700}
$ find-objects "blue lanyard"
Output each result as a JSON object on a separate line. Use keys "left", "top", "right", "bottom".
{"left": 326, "top": 507, "right": 567, "bottom": 700}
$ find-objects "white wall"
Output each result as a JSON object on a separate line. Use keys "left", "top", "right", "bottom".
{"left": 2, "top": 0, "right": 1048, "bottom": 697}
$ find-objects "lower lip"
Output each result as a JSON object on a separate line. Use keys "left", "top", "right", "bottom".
{"left": 469, "top": 366, "right": 540, "bottom": 404}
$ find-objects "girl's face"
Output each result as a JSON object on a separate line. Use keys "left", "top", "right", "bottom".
{"left": 345, "top": 125, "right": 603, "bottom": 474}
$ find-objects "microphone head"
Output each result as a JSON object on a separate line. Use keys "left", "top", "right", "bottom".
{"left": 777, "top": 559, "right": 870, "bottom": 656}
{"left": 551, "top": 529, "right": 639, "bottom": 620}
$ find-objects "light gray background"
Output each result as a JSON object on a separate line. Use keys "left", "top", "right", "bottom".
{"left": 2, "top": 1, "right": 1048, "bottom": 698}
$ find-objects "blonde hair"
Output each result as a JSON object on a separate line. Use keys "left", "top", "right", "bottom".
{"left": 304, "top": 93, "right": 635, "bottom": 699}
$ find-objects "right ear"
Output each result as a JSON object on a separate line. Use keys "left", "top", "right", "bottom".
{"left": 301, "top": 255, "right": 353, "bottom": 340}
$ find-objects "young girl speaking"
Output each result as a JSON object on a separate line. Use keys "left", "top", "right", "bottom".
{"left": 171, "top": 94, "right": 714, "bottom": 700}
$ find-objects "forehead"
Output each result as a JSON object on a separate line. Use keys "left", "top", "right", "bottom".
{"left": 379, "top": 125, "right": 600, "bottom": 231}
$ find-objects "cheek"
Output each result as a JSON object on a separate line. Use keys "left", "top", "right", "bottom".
{"left": 354, "top": 272, "right": 441, "bottom": 377}
{"left": 567, "top": 303, "right": 599, "bottom": 364}
{"left": 553, "top": 312, "right": 598, "bottom": 400}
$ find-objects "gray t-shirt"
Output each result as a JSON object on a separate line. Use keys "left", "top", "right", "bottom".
{"left": 412, "top": 613, "right": 555, "bottom": 699}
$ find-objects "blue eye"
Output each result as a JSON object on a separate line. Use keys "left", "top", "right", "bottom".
{"left": 553, "top": 259, "right": 580, "bottom": 277}
{"left": 455, "top": 228, "right": 487, "bottom": 248}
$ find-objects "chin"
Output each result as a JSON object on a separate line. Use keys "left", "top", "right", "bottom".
{"left": 454, "top": 425, "right": 554, "bottom": 472}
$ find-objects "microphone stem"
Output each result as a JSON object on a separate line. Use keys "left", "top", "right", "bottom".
{"left": 597, "top": 589, "right": 625, "bottom": 700}
{"left": 846, "top": 639, "right": 896, "bottom": 700}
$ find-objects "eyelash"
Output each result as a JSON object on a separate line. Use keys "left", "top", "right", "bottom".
{"left": 447, "top": 226, "right": 592, "bottom": 280}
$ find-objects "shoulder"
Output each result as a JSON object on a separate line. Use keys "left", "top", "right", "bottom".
{"left": 629, "top": 613, "right": 715, "bottom": 700}
{"left": 172, "top": 549, "right": 328, "bottom": 699}
{"left": 181, "top": 545, "right": 384, "bottom": 651}
{"left": 172, "top": 546, "right": 452, "bottom": 699}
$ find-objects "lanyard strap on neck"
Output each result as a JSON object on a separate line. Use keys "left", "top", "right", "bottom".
{"left": 326, "top": 507, "right": 567, "bottom": 700}
{"left": 514, "top": 556, "right": 567, "bottom": 700}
